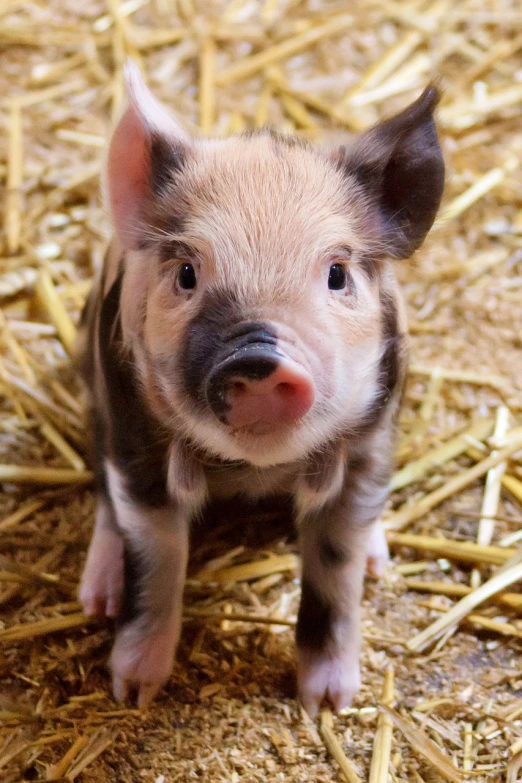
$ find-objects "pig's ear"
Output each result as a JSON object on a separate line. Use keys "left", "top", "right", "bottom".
{"left": 337, "top": 86, "right": 444, "bottom": 259}
{"left": 106, "top": 60, "right": 191, "bottom": 250}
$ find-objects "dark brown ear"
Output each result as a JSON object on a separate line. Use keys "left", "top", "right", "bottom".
{"left": 336, "top": 86, "right": 445, "bottom": 259}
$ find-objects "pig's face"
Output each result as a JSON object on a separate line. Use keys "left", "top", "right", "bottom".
{"left": 136, "top": 136, "right": 385, "bottom": 467}
{"left": 109, "top": 65, "right": 444, "bottom": 467}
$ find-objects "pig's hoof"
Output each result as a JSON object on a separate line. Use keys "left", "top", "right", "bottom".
{"left": 297, "top": 650, "right": 361, "bottom": 718}
{"left": 365, "top": 521, "right": 389, "bottom": 579}
{"left": 109, "top": 622, "right": 177, "bottom": 708}
{"left": 79, "top": 528, "right": 124, "bottom": 618}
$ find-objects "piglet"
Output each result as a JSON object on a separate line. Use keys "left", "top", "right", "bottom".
{"left": 78, "top": 62, "right": 444, "bottom": 714}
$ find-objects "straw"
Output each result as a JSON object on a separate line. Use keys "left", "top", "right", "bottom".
{"left": 320, "top": 710, "right": 362, "bottom": 783}
{"left": 390, "top": 418, "right": 494, "bottom": 492}
{"left": 471, "top": 406, "right": 510, "bottom": 588}
{"left": 407, "top": 559, "right": 522, "bottom": 652}
{"left": 0, "top": 465, "right": 93, "bottom": 485}
{"left": 380, "top": 705, "right": 463, "bottom": 783}
{"left": 403, "top": 579, "right": 522, "bottom": 610}
{"left": 34, "top": 269, "right": 77, "bottom": 354}
{"left": 216, "top": 15, "right": 354, "bottom": 86}
{"left": 198, "top": 33, "right": 216, "bottom": 134}
{"left": 5, "top": 99, "right": 23, "bottom": 255}
{"left": 385, "top": 433, "right": 522, "bottom": 531}
{"left": 388, "top": 532, "right": 515, "bottom": 566}
{"left": 369, "top": 667, "right": 394, "bottom": 783}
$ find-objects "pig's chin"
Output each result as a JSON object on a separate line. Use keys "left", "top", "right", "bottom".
{"left": 223, "top": 420, "right": 308, "bottom": 466}
{"left": 179, "top": 408, "right": 315, "bottom": 467}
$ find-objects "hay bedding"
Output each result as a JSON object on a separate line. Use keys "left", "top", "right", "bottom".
{"left": 0, "top": 0, "right": 522, "bottom": 780}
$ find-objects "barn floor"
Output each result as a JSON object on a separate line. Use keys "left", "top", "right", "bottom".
{"left": 1, "top": 1, "right": 522, "bottom": 781}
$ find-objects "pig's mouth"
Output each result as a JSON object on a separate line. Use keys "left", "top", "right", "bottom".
{"left": 230, "top": 420, "right": 278, "bottom": 437}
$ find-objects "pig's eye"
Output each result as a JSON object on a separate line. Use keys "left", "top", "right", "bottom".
{"left": 328, "top": 263, "right": 347, "bottom": 290}
{"left": 178, "top": 262, "right": 197, "bottom": 290}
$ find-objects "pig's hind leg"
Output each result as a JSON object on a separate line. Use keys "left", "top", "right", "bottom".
{"left": 365, "top": 519, "right": 389, "bottom": 578}
{"left": 79, "top": 496, "right": 124, "bottom": 619}
{"left": 105, "top": 462, "right": 189, "bottom": 708}
{"left": 295, "top": 447, "right": 390, "bottom": 717}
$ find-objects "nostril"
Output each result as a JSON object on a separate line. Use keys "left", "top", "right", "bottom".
{"left": 276, "top": 382, "right": 297, "bottom": 397}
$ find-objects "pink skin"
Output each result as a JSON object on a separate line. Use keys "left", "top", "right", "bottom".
{"left": 365, "top": 521, "right": 389, "bottom": 578}
{"left": 297, "top": 523, "right": 388, "bottom": 716}
{"left": 104, "top": 463, "right": 190, "bottom": 709}
{"left": 298, "top": 645, "right": 361, "bottom": 718}
{"left": 110, "top": 617, "right": 180, "bottom": 708}
{"left": 226, "top": 358, "right": 315, "bottom": 431}
{"left": 79, "top": 505, "right": 124, "bottom": 619}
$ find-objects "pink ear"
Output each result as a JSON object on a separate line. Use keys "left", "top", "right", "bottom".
{"left": 106, "top": 61, "right": 190, "bottom": 249}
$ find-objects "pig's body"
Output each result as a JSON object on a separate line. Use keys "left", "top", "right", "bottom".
{"left": 79, "top": 64, "right": 444, "bottom": 714}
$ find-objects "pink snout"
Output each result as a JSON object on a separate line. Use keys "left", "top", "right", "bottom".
{"left": 205, "top": 347, "right": 315, "bottom": 431}
{"left": 227, "top": 359, "right": 315, "bottom": 430}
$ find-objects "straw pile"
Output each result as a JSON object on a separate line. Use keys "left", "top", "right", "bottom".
{"left": 1, "top": 0, "right": 522, "bottom": 780}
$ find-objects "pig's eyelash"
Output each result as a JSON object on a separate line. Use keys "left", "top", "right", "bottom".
{"left": 159, "top": 240, "right": 198, "bottom": 265}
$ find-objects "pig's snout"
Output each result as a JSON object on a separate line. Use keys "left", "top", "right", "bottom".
{"left": 205, "top": 326, "right": 315, "bottom": 430}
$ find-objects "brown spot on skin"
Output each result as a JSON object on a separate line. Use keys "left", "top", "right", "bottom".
{"left": 296, "top": 579, "right": 333, "bottom": 652}
{"left": 348, "top": 453, "right": 371, "bottom": 475}
{"left": 119, "top": 539, "right": 144, "bottom": 625}
{"left": 352, "top": 287, "right": 401, "bottom": 435}
{"left": 302, "top": 443, "right": 343, "bottom": 494}
{"left": 149, "top": 133, "right": 186, "bottom": 196}
{"left": 318, "top": 535, "right": 349, "bottom": 567}
{"left": 358, "top": 254, "right": 379, "bottom": 281}
{"left": 98, "top": 273, "right": 170, "bottom": 508}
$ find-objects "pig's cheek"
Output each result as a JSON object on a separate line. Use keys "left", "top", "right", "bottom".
{"left": 79, "top": 526, "right": 124, "bottom": 619}
{"left": 297, "top": 641, "right": 361, "bottom": 717}
{"left": 110, "top": 619, "right": 179, "bottom": 708}
{"left": 365, "top": 520, "right": 389, "bottom": 579}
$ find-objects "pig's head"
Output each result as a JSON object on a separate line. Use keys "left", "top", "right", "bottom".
{"left": 107, "top": 63, "right": 444, "bottom": 467}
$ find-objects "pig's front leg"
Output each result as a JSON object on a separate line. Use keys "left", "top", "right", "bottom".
{"left": 295, "top": 449, "right": 390, "bottom": 716}
{"left": 106, "top": 463, "right": 190, "bottom": 708}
